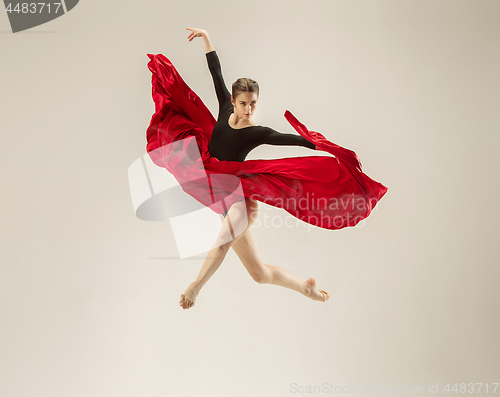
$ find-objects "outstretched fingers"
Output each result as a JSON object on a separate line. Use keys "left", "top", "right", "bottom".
{"left": 185, "top": 27, "right": 195, "bottom": 41}
{"left": 185, "top": 27, "right": 205, "bottom": 42}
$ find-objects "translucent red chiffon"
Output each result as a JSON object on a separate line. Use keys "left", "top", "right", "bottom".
{"left": 145, "top": 53, "right": 388, "bottom": 230}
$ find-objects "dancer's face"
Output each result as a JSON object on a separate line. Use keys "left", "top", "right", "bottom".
{"left": 231, "top": 92, "right": 258, "bottom": 120}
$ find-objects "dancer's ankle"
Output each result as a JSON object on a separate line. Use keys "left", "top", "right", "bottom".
{"left": 188, "top": 282, "right": 201, "bottom": 295}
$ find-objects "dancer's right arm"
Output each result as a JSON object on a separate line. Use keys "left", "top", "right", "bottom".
{"left": 205, "top": 51, "right": 232, "bottom": 109}
{"left": 186, "top": 28, "right": 231, "bottom": 111}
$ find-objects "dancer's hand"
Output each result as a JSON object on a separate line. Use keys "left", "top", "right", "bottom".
{"left": 186, "top": 27, "right": 208, "bottom": 41}
{"left": 186, "top": 27, "right": 215, "bottom": 53}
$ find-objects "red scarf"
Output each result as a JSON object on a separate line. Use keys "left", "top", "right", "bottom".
{"left": 146, "top": 53, "right": 388, "bottom": 230}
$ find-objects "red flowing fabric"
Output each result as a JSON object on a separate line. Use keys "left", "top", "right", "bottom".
{"left": 145, "top": 53, "right": 388, "bottom": 230}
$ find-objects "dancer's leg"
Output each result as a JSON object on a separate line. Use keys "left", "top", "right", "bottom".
{"left": 179, "top": 198, "right": 259, "bottom": 309}
{"left": 231, "top": 228, "right": 330, "bottom": 302}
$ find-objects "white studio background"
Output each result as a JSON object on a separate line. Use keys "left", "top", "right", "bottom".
{"left": 1, "top": 1, "right": 499, "bottom": 396}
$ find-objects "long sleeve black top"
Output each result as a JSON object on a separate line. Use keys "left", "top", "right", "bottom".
{"left": 206, "top": 50, "right": 315, "bottom": 162}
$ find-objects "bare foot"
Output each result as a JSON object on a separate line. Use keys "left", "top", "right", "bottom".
{"left": 179, "top": 285, "right": 198, "bottom": 310}
{"left": 304, "top": 277, "right": 330, "bottom": 302}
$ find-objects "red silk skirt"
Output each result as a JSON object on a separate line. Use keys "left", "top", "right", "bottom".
{"left": 145, "top": 53, "right": 388, "bottom": 230}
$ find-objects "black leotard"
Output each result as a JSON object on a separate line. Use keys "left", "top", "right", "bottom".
{"left": 206, "top": 50, "right": 315, "bottom": 162}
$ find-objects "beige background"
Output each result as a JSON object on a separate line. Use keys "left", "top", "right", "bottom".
{"left": 1, "top": 0, "right": 499, "bottom": 396}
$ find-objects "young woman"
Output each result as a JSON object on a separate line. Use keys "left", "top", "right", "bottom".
{"left": 178, "top": 27, "right": 331, "bottom": 309}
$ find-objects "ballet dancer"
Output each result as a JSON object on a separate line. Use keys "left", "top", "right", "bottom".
{"left": 179, "top": 28, "right": 330, "bottom": 309}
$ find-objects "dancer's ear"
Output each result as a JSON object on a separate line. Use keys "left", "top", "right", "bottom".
{"left": 230, "top": 95, "right": 235, "bottom": 106}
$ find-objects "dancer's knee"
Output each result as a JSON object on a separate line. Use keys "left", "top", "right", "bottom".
{"left": 250, "top": 266, "right": 270, "bottom": 284}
